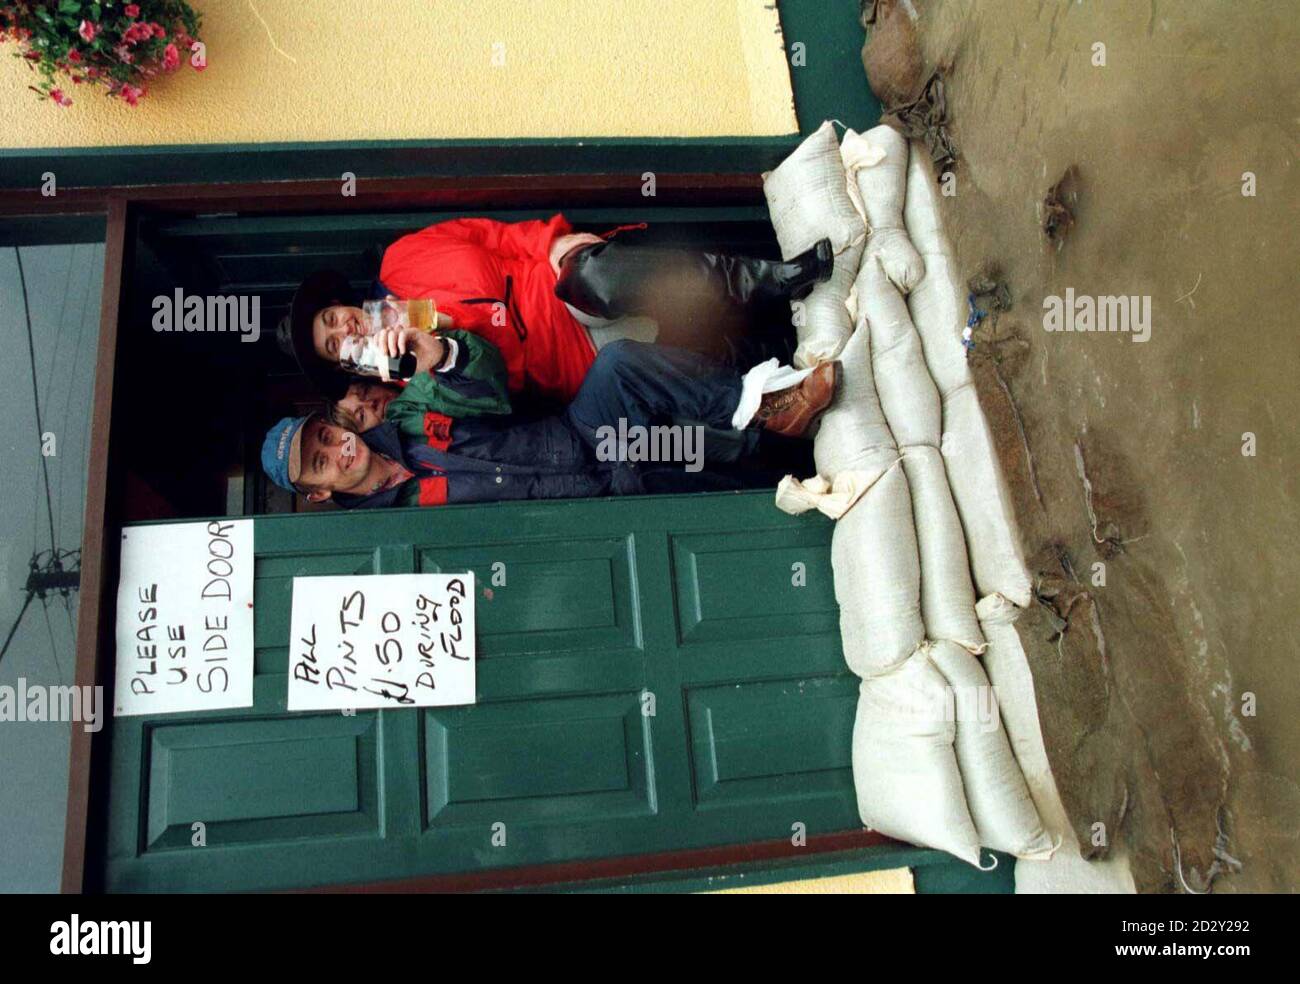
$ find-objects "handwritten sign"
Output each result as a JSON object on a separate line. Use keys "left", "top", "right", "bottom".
{"left": 114, "top": 520, "right": 255, "bottom": 716}
{"left": 287, "top": 573, "right": 476, "bottom": 712}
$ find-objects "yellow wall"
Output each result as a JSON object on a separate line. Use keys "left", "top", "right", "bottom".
{"left": 0, "top": 0, "right": 797, "bottom": 148}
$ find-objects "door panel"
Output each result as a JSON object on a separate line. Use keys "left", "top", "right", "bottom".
{"left": 144, "top": 713, "right": 381, "bottom": 850}
{"left": 686, "top": 675, "right": 858, "bottom": 810}
{"left": 103, "top": 492, "right": 866, "bottom": 891}
{"left": 423, "top": 693, "right": 653, "bottom": 827}
{"left": 671, "top": 527, "right": 838, "bottom": 646}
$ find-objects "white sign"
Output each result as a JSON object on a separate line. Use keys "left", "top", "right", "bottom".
{"left": 114, "top": 520, "right": 255, "bottom": 716}
{"left": 287, "top": 573, "right": 476, "bottom": 712}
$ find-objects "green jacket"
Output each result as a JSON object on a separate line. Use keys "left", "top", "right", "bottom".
{"left": 384, "top": 329, "right": 512, "bottom": 437}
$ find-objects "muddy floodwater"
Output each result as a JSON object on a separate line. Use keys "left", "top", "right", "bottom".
{"left": 910, "top": 0, "right": 1299, "bottom": 891}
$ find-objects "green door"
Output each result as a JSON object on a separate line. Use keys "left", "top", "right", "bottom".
{"left": 101, "top": 491, "right": 863, "bottom": 891}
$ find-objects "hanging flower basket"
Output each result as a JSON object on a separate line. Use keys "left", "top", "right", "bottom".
{"left": 1, "top": 0, "right": 205, "bottom": 107}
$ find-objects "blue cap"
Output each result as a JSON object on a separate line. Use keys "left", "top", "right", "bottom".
{"left": 262, "top": 415, "right": 311, "bottom": 493}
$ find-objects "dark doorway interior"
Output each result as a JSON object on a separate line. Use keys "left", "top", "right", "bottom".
{"left": 116, "top": 205, "right": 793, "bottom": 522}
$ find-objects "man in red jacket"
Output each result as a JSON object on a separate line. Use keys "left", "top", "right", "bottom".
{"left": 279, "top": 215, "right": 831, "bottom": 406}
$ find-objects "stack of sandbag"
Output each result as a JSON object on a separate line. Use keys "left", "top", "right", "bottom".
{"left": 896, "top": 134, "right": 1053, "bottom": 860}
{"left": 763, "top": 120, "right": 867, "bottom": 369}
{"left": 767, "top": 122, "right": 1052, "bottom": 865}
{"left": 822, "top": 311, "right": 984, "bottom": 865}
{"left": 902, "top": 147, "right": 1033, "bottom": 608}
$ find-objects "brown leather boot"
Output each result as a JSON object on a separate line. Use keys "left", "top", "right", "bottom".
{"left": 755, "top": 361, "right": 841, "bottom": 438}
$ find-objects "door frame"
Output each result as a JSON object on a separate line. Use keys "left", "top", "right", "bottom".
{"left": 3, "top": 174, "right": 887, "bottom": 893}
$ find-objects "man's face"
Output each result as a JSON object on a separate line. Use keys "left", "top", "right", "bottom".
{"left": 295, "top": 417, "right": 371, "bottom": 500}
{"left": 337, "top": 381, "right": 397, "bottom": 432}
{"left": 311, "top": 304, "right": 367, "bottom": 361}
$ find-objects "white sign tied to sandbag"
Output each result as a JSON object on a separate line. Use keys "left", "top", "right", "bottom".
{"left": 114, "top": 520, "right": 255, "bottom": 716}
{"left": 287, "top": 573, "right": 476, "bottom": 712}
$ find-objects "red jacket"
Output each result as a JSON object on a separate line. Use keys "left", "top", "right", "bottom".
{"left": 379, "top": 215, "right": 596, "bottom": 403}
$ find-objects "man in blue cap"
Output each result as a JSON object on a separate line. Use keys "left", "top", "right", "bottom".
{"left": 262, "top": 336, "right": 840, "bottom": 510}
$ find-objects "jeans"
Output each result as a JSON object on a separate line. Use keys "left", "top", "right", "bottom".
{"left": 564, "top": 340, "right": 763, "bottom": 466}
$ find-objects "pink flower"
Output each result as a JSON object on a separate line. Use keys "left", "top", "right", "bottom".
{"left": 125, "top": 3, "right": 141, "bottom": 16}
{"left": 162, "top": 42, "right": 180, "bottom": 71}
{"left": 151, "top": 23, "right": 166, "bottom": 39}
{"left": 120, "top": 84, "right": 144, "bottom": 106}
{"left": 123, "top": 22, "right": 152, "bottom": 44}
{"left": 50, "top": 89, "right": 72, "bottom": 107}
{"left": 67, "top": 49, "right": 82, "bottom": 63}
{"left": 78, "top": 19, "right": 96, "bottom": 43}
{"left": 115, "top": 44, "right": 133, "bottom": 63}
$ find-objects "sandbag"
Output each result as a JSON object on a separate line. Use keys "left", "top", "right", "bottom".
{"left": 900, "top": 446, "right": 985, "bottom": 652}
{"left": 794, "top": 239, "right": 864, "bottom": 368}
{"left": 900, "top": 140, "right": 949, "bottom": 254}
{"left": 763, "top": 120, "right": 867, "bottom": 258}
{"left": 762, "top": 121, "right": 867, "bottom": 370}
{"left": 940, "top": 383, "right": 1034, "bottom": 607}
{"left": 900, "top": 245, "right": 971, "bottom": 399}
{"left": 851, "top": 650, "right": 982, "bottom": 865}
{"left": 902, "top": 145, "right": 975, "bottom": 400}
{"left": 813, "top": 321, "right": 897, "bottom": 480}
{"left": 832, "top": 461, "right": 924, "bottom": 676}
{"left": 928, "top": 640, "right": 1054, "bottom": 859}
{"left": 857, "top": 255, "right": 941, "bottom": 450}
{"left": 843, "top": 125, "right": 925, "bottom": 293}
{"left": 977, "top": 593, "right": 1057, "bottom": 814}
{"left": 903, "top": 143, "right": 1033, "bottom": 607}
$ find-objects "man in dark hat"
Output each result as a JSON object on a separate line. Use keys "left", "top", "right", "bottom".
{"left": 262, "top": 336, "right": 839, "bottom": 510}
{"left": 275, "top": 274, "right": 516, "bottom": 418}
{"left": 276, "top": 216, "right": 832, "bottom": 406}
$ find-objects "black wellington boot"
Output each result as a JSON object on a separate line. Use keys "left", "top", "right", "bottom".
{"left": 554, "top": 237, "right": 835, "bottom": 326}
{"left": 700, "top": 237, "right": 835, "bottom": 306}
